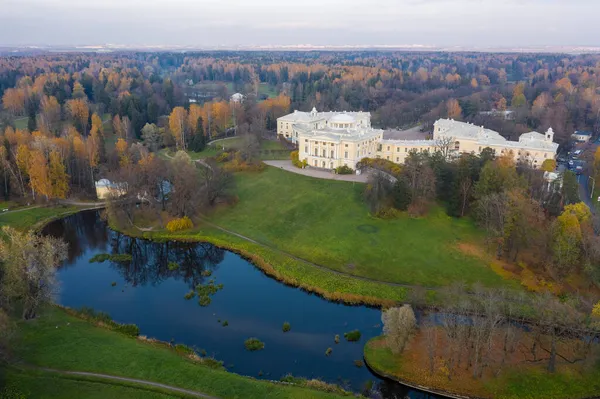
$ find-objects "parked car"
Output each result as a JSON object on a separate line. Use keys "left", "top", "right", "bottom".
{"left": 576, "top": 165, "right": 584, "bottom": 175}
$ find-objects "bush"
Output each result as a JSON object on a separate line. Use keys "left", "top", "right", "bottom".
{"left": 201, "top": 270, "right": 212, "bottom": 277}
{"left": 201, "top": 357, "right": 224, "bottom": 369}
{"left": 354, "top": 359, "right": 364, "bottom": 368}
{"left": 114, "top": 323, "right": 140, "bottom": 337}
{"left": 280, "top": 374, "right": 306, "bottom": 385}
{"left": 168, "top": 262, "right": 179, "bottom": 271}
{"left": 334, "top": 334, "right": 340, "bottom": 344}
{"left": 166, "top": 216, "right": 194, "bottom": 232}
{"left": 198, "top": 296, "right": 211, "bottom": 306}
{"left": 222, "top": 320, "right": 229, "bottom": 327}
{"left": 184, "top": 291, "right": 195, "bottom": 300}
{"left": 89, "top": 253, "right": 110, "bottom": 263}
{"left": 335, "top": 165, "right": 354, "bottom": 175}
{"left": 244, "top": 337, "right": 265, "bottom": 351}
{"left": 216, "top": 151, "right": 231, "bottom": 163}
{"left": 111, "top": 282, "right": 117, "bottom": 287}
{"left": 325, "top": 347, "right": 332, "bottom": 356}
{"left": 175, "top": 344, "right": 195, "bottom": 355}
{"left": 344, "top": 330, "right": 361, "bottom": 342}
{"left": 282, "top": 322, "right": 291, "bottom": 332}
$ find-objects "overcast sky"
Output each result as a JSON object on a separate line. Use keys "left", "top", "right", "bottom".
{"left": 0, "top": 0, "right": 597, "bottom": 48}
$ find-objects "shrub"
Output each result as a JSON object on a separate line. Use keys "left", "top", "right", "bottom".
{"left": 198, "top": 296, "right": 211, "bottom": 306}
{"left": 335, "top": 165, "right": 354, "bottom": 175}
{"left": 89, "top": 253, "right": 110, "bottom": 263}
{"left": 375, "top": 207, "right": 401, "bottom": 219}
{"left": 291, "top": 150, "right": 303, "bottom": 168}
{"left": 593, "top": 301, "right": 600, "bottom": 318}
{"left": 222, "top": 320, "right": 229, "bottom": 327}
{"left": 325, "top": 347, "right": 332, "bottom": 356}
{"left": 201, "top": 357, "right": 224, "bottom": 369}
{"left": 184, "top": 291, "right": 195, "bottom": 300}
{"left": 175, "top": 344, "right": 195, "bottom": 355}
{"left": 201, "top": 270, "right": 212, "bottom": 277}
{"left": 111, "top": 282, "right": 117, "bottom": 287}
{"left": 344, "top": 330, "right": 361, "bottom": 342}
{"left": 168, "top": 262, "right": 179, "bottom": 271}
{"left": 114, "top": 323, "right": 140, "bottom": 337}
{"left": 244, "top": 337, "right": 265, "bottom": 351}
{"left": 282, "top": 322, "right": 291, "bottom": 332}
{"left": 216, "top": 151, "right": 231, "bottom": 163}
{"left": 334, "top": 334, "right": 340, "bottom": 344}
{"left": 110, "top": 254, "right": 133, "bottom": 263}
{"left": 166, "top": 216, "right": 194, "bottom": 232}
{"left": 354, "top": 359, "right": 364, "bottom": 368}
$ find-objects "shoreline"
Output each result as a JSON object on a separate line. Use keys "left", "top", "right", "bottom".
{"left": 363, "top": 336, "right": 600, "bottom": 399}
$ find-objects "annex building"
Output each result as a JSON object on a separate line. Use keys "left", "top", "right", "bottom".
{"left": 277, "top": 109, "right": 559, "bottom": 170}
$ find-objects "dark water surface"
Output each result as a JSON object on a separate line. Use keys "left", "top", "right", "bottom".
{"left": 44, "top": 211, "right": 444, "bottom": 398}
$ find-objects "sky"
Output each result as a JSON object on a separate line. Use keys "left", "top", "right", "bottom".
{"left": 0, "top": 0, "right": 597, "bottom": 48}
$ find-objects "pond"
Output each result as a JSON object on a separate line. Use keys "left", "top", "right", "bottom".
{"left": 44, "top": 211, "right": 444, "bottom": 398}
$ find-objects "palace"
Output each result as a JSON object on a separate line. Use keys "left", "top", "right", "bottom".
{"left": 277, "top": 108, "right": 559, "bottom": 170}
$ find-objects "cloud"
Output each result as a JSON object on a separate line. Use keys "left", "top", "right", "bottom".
{"left": 0, "top": 0, "right": 597, "bottom": 47}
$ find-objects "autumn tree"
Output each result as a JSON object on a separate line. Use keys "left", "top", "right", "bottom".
{"left": 115, "top": 138, "right": 130, "bottom": 167}
{"left": 48, "top": 151, "right": 69, "bottom": 199}
{"left": 382, "top": 305, "right": 417, "bottom": 354}
{"left": 169, "top": 106, "right": 188, "bottom": 150}
{"left": 141, "top": 123, "right": 163, "bottom": 152}
{"left": 2, "top": 88, "right": 25, "bottom": 116}
{"left": 541, "top": 159, "right": 557, "bottom": 172}
{"left": 67, "top": 98, "right": 89, "bottom": 134}
{"left": 446, "top": 98, "right": 462, "bottom": 119}
{"left": 39, "top": 95, "right": 61, "bottom": 134}
{"left": 0, "top": 226, "right": 67, "bottom": 319}
{"left": 28, "top": 150, "right": 51, "bottom": 200}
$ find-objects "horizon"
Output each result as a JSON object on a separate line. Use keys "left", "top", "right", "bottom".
{"left": 1, "top": 0, "right": 598, "bottom": 49}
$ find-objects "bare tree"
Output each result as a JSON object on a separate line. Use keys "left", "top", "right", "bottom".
{"left": 0, "top": 226, "right": 67, "bottom": 320}
{"left": 198, "top": 159, "right": 234, "bottom": 207}
{"left": 382, "top": 305, "right": 417, "bottom": 354}
{"left": 434, "top": 135, "right": 455, "bottom": 159}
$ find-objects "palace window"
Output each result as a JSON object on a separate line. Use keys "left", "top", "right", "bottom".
{"left": 405, "top": 148, "right": 408, "bottom": 152}
{"left": 344, "top": 151, "right": 348, "bottom": 158}
{"left": 331, "top": 150, "right": 334, "bottom": 158}
{"left": 322, "top": 149, "right": 326, "bottom": 157}
{"left": 397, "top": 147, "right": 400, "bottom": 152}
{"left": 387, "top": 146, "right": 390, "bottom": 151}
{"left": 454, "top": 141, "right": 460, "bottom": 151}
{"left": 396, "top": 157, "right": 399, "bottom": 162}
{"left": 314, "top": 149, "right": 318, "bottom": 156}
{"left": 304, "top": 146, "right": 308, "bottom": 153}
{"left": 345, "top": 144, "right": 348, "bottom": 147}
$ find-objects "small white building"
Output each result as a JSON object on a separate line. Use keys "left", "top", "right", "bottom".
{"left": 572, "top": 131, "right": 592, "bottom": 142}
{"left": 230, "top": 93, "right": 244, "bottom": 103}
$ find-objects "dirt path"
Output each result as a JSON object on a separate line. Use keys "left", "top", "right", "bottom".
{"left": 263, "top": 160, "right": 370, "bottom": 183}
{"left": 38, "top": 367, "right": 219, "bottom": 399}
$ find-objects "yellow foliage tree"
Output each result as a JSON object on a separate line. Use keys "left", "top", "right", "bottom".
{"left": 593, "top": 302, "right": 600, "bottom": 318}
{"left": 446, "top": 98, "right": 462, "bottom": 119}
{"left": 115, "top": 138, "right": 130, "bottom": 167}
{"left": 67, "top": 98, "right": 89, "bottom": 134}
{"left": 169, "top": 107, "right": 188, "bottom": 150}
{"left": 28, "top": 150, "right": 51, "bottom": 200}
{"left": 541, "top": 159, "right": 557, "bottom": 172}
{"left": 166, "top": 216, "right": 194, "bottom": 232}
{"left": 49, "top": 151, "right": 69, "bottom": 199}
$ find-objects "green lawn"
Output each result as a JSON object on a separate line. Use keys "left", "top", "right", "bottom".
{"left": 205, "top": 167, "right": 512, "bottom": 288}
{"left": 13, "top": 117, "right": 28, "bottom": 130}
{"left": 0, "top": 205, "right": 80, "bottom": 231}
{"left": 3, "top": 369, "right": 181, "bottom": 399}
{"left": 258, "top": 83, "right": 278, "bottom": 99}
{"left": 10, "top": 307, "right": 348, "bottom": 399}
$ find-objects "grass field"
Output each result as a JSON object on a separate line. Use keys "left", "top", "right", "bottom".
{"left": 258, "top": 83, "right": 279, "bottom": 99}
{"left": 203, "top": 167, "right": 512, "bottom": 289}
{"left": 8, "top": 307, "right": 348, "bottom": 399}
{"left": 0, "top": 205, "right": 80, "bottom": 231}
{"left": 364, "top": 336, "right": 600, "bottom": 399}
{"left": 3, "top": 369, "right": 180, "bottom": 399}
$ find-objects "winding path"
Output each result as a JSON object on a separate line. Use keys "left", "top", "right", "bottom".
{"left": 37, "top": 367, "right": 219, "bottom": 399}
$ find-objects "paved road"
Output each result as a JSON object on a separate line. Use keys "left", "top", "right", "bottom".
{"left": 263, "top": 160, "right": 369, "bottom": 182}
{"left": 37, "top": 367, "right": 218, "bottom": 399}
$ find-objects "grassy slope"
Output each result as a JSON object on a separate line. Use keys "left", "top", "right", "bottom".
{"left": 0, "top": 205, "right": 80, "bottom": 231}
{"left": 12, "top": 307, "right": 347, "bottom": 399}
{"left": 3, "top": 369, "right": 180, "bottom": 399}
{"left": 364, "top": 337, "right": 600, "bottom": 399}
{"left": 206, "top": 167, "right": 511, "bottom": 289}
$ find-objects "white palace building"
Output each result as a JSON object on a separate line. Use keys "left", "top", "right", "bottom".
{"left": 277, "top": 108, "right": 559, "bottom": 170}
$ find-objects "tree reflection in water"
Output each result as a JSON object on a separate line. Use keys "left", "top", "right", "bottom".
{"left": 47, "top": 210, "right": 225, "bottom": 290}
{"left": 108, "top": 232, "right": 225, "bottom": 290}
